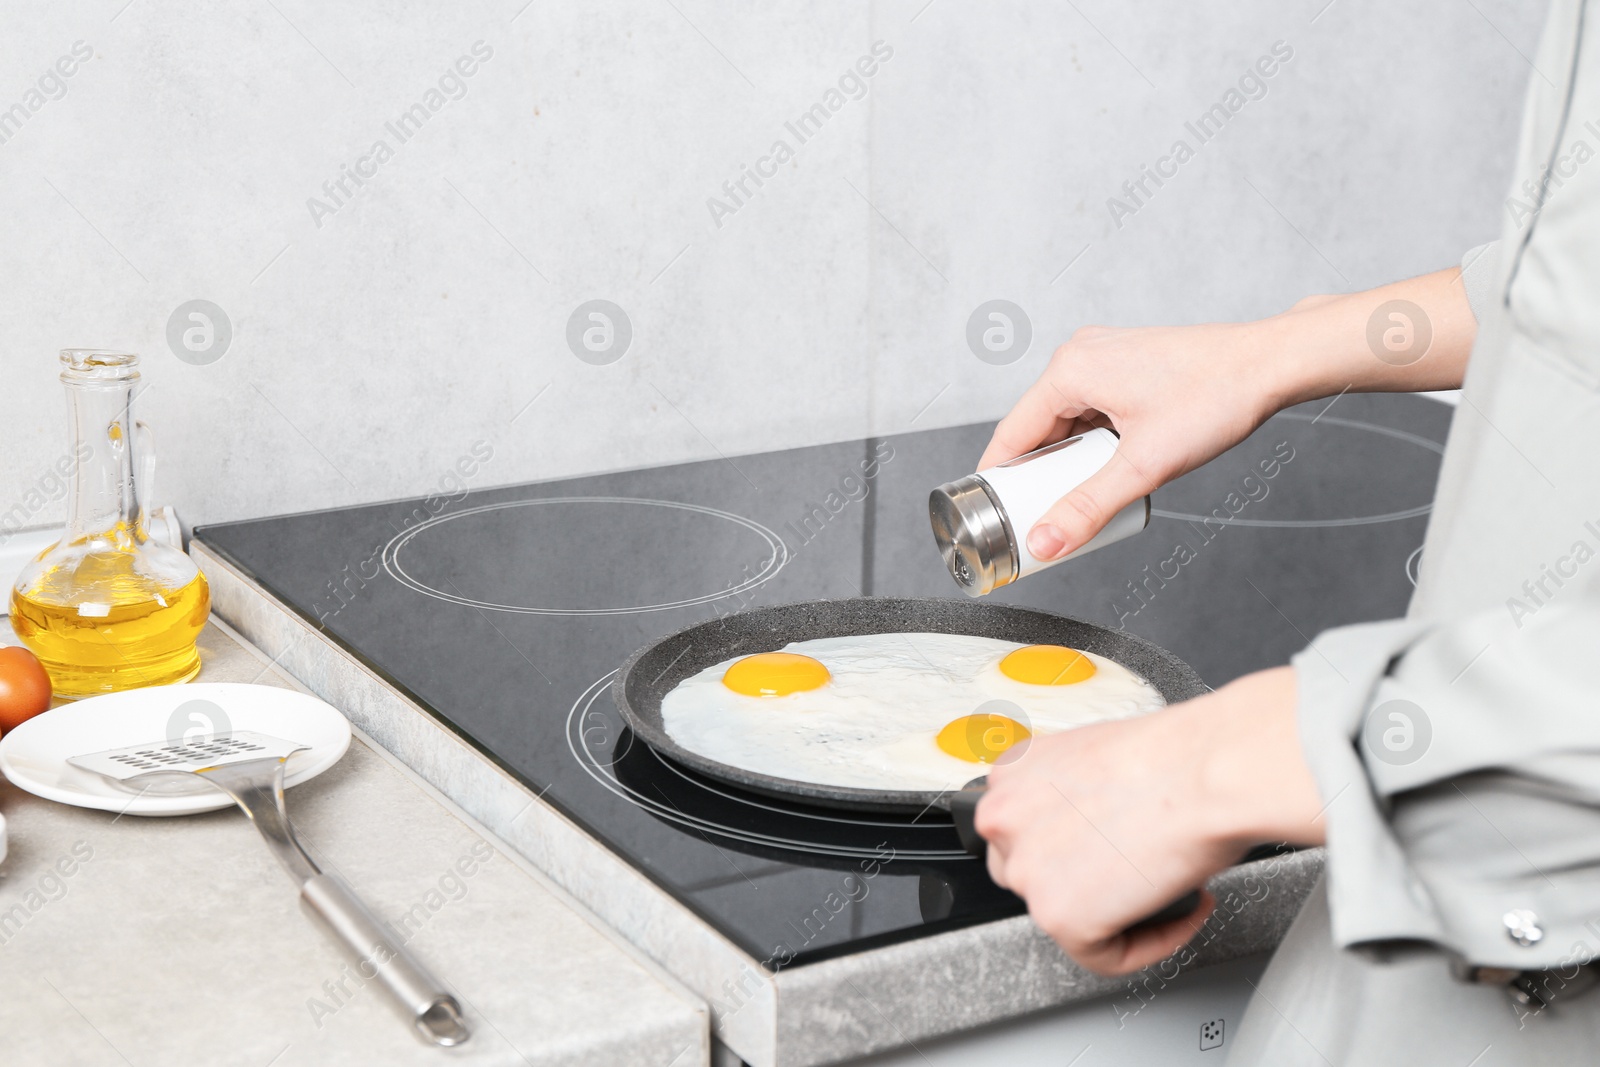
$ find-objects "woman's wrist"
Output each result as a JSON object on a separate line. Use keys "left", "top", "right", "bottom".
{"left": 1214, "top": 311, "right": 1342, "bottom": 425}
{"left": 1186, "top": 666, "right": 1328, "bottom": 851}
{"left": 1234, "top": 312, "right": 1333, "bottom": 415}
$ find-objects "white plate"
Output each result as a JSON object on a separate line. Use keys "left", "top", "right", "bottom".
{"left": 0, "top": 683, "right": 351, "bottom": 817}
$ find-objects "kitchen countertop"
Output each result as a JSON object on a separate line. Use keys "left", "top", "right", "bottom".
{"left": 0, "top": 620, "right": 708, "bottom": 1067}
{"left": 196, "top": 538, "right": 1327, "bottom": 1067}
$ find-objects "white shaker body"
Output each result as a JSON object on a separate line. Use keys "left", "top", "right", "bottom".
{"left": 975, "top": 427, "right": 1149, "bottom": 580}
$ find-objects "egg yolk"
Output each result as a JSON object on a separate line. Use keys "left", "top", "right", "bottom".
{"left": 937, "top": 713, "right": 1031, "bottom": 763}
{"left": 999, "top": 644, "right": 1097, "bottom": 686}
{"left": 722, "top": 652, "right": 831, "bottom": 697}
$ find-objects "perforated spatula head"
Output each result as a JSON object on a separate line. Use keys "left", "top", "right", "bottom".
{"left": 68, "top": 732, "right": 307, "bottom": 795}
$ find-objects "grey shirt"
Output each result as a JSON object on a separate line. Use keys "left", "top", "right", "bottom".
{"left": 1230, "top": 0, "right": 1600, "bottom": 1061}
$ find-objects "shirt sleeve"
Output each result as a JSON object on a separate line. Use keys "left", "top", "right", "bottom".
{"left": 1293, "top": 597, "right": 1600, "bottom": 968}
{"left": 1459, "top": 241, "right": 1501, "bottom": 323}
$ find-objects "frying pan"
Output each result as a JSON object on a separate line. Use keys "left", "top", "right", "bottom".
{"left": 613, "top": 596, "right": 1211, "bottom": 931}
{"left": 614, "top": 596, "right": 1207, "bottom": 813}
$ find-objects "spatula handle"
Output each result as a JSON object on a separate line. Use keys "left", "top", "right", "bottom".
{"left": 300, "top": 872, "right": 470, "bottom": 1046}
{"left": 194, "top": 757, "right": 469, "bottom": 1046}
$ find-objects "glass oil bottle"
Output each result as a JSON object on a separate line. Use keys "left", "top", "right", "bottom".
{"left": 10, "top": 350, "right": 209, "bottom": 696}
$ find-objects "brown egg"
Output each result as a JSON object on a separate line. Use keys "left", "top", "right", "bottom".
{"left": 0, "top": 646, "right": 53, "bottom": 733}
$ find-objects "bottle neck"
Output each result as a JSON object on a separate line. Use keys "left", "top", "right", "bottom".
{"left": 63, "top": 373, "right": 144, "bottom": 546}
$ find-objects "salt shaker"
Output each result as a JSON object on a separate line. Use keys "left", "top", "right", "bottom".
{"left": 928, "top": 427, "right": 1149, "bottom": 596}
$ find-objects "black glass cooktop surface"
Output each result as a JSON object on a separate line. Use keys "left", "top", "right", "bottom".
{"left": 194, "top": 394, "right": 1452, "bottom": 966}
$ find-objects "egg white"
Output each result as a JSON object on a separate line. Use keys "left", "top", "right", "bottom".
{"left": 659, "top": 632, "right": 1166, "bottom": 793}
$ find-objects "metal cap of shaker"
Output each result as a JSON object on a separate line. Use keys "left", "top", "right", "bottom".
{"left": 928, "top": 474, "right": 1018, "bottom": 597}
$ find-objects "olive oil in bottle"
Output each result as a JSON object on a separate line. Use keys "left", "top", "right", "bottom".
{"left": 9, "top": 351, "right": 210, "bottom": 698}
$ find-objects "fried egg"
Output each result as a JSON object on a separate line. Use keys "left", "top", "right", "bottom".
{"left": 659, "top": 632, "right": 1165, "bottom": 793}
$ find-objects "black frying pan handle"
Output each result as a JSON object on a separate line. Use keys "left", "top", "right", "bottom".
{"left": 948, "top": 787, "right": 988, "bottom": 855}
{"left": 947, "top": 786, "right": 1203, "bottom": 934}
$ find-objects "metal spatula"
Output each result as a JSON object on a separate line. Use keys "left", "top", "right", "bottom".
{"left": 70, "top": 731, "right": 470, "bottom": 1047}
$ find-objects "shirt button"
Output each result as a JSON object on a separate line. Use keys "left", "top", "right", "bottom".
{"left": 1504, "top": 909, "right": 1544, "bottom": 947}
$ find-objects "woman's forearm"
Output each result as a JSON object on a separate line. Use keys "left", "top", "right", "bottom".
{"left": 979, "top": 263, "right": 1480, "bottom": 561}
{"left": 1253, "top": 267, "right": 1478, "bottom": 409}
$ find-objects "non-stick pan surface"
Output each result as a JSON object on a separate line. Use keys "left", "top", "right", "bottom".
{"left": 614, "top": 597, "right": 1208, "bottom": 814}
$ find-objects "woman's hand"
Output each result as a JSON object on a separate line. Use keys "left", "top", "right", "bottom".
{"left": 978, "top": 321, "right": 1284, "bottom": 562}
{"left": 976, "top": 666, "right": 1326, "bottom": 975}
{"left": 979, "top": 268, "right": 1478, "bottom": 562}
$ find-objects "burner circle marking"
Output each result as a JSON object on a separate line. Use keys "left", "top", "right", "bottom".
{"left": 565, "top": 672, "right": 965, "bottom": 860}
{"left": 382, "top": 496, "right": 787, "bottom": 616}
{"left": 1405, "top": 543, "right": 1425, "bottom": 587}
{"left": 1150, "top": 412, "right": 1444, "bottom": 529}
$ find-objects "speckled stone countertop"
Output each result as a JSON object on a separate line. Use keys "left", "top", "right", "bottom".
{"left": 0, "top": 621, "right": 708, "bottom": 1067}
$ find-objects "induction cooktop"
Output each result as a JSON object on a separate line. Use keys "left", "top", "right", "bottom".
{"left": 193, "top": 394, "right": 1451, "bottom": 967}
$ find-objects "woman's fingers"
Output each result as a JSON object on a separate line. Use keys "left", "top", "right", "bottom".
{"left": 985, "top": 836, "right": 1010, "bottom": 888}
{"left": 978, "top": 360, "right": 1091, "bottom": 469}
{"left": 978, "top": 404, "right": 1063, "bottom": 470}
{"left": 1026, "top": 440, "right": 1161, "bottom": 560}
{"left": 1072, "top": 890, "right": 1218, "bottom": 976}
